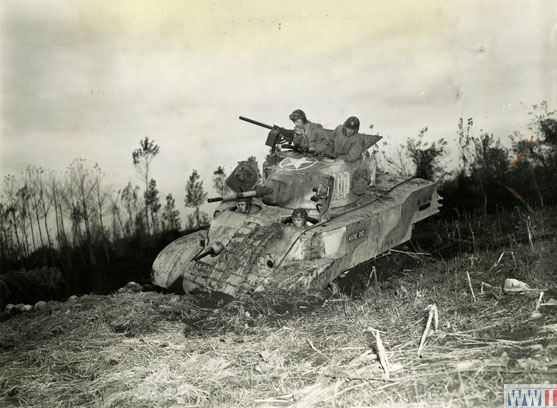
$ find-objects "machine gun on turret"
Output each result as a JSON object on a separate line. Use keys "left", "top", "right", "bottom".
{"left": 239, "top": 116, "right": 295, "bottom": 152}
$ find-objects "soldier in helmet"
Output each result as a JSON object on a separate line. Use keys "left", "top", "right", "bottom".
{"left": 291, "top": 208, "right": 309, "bottom": 228}
{"left": 332, "top": 116, "right": 366, "bottom": 162}
{"left": 267, "top": 109, "right": 331, "bottom": 156}
{"left": 235, "top": 197, "right": 256, "bottom": 214}
{"left": 288, "top": 109, "right": 327, "bottom": 154}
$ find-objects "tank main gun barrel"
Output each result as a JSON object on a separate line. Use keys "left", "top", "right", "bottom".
{"left": 207, "top": 187, "right": 273, "bottom": 203}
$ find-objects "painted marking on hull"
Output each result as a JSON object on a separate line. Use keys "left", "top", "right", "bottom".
{"left": 347, "top": 229, "right": 366, "bottom": 242}
{"left": 194, "top": 261, "right": 214, "bottom": 273}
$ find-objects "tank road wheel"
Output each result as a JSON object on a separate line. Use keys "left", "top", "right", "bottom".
{"left": 151, "top": 230, "right": 206, "bottom": 289}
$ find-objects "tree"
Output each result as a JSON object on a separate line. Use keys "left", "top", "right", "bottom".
{"left": 184, "top": 170, "right": 208, "bottom": 229}
{"left": 16, "top": 185, "right": 32, "bottom": 257}
{"left": 406, "top": 127, "right": 448, "bottom": 181}
{"left": 162, "top": 193, "right": 181, "bottom": 231}
{"left": 26, "top": 166, "right": 53, "bottom": 252}
{"left": 144, "top": 179, "right": 161, "bottom": 233}
{"left": 46, "top": 170, "right": 68, "bottom": 248}
{"left": 380, "top": 141, "right": 413, "bottom": 176}
{"left": 3, "top": 175, "right": 24, "bottom": 261}
{"left": 0, "top": 203, "right": 11, "bottom": 262}
{"left": 212, "top": 166, "right": 228, "bottom": 196}
{"left": 109, "top": 191, "right": 125, "bottom": 240}
{"left": 469, "top": 133, "right": 510, "bottom": 215}
{"left": 525, "top": 101, "right": 557, "bottom": 168}
{"left": 64, "top": 158, "right": 96, "bottom": 264}
{"left": 91, "top": 164, "right": 110, "bottom": 261}
{"left": 120, "top": 182, "right": 142, "bottom": 236}
{"left": 457, "top": 117, "right": 475, "bottom": 175}
{"left": 132, "top": 137, "right": 160, "bottom": 235}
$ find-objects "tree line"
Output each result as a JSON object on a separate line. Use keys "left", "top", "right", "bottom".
{"left": 375, "top": 101, "right": 557, "bottom": 216}
{"left": 1, "top": 102, "right": 556, "bottom": 274}
{"left": 0, "top": 137, "right": 245, "bottom": 272}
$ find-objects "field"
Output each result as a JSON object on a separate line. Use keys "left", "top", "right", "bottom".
{"left": 1, "top": 211, "right": 556, "bottom": 407}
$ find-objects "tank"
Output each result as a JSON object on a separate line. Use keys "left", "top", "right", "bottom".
{"left": 151, "top": 124, "right": 442, "bottom": 297}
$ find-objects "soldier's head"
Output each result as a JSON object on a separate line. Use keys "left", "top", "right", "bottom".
{"left": 343, "top": 116, "right": 360, "bottom": 136}
{"left": 289, "top": 109, "right": 308, "bottom": 127}
{"left": 292, "top": 208, "right": 308, "bottom": 228}
{"left": 236, "top": 197, "right": 252, "bottom": 213}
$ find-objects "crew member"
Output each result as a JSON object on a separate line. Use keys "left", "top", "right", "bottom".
{"left": 332, "top": 116, "right": 366, "bottom": 162}
{"left": 236, "top": 197, "right": 254, "bottom": 214}
{"left": 291, "top": 208, "right": 309, "bottom": 228}
{"left": 289, "top": 109, "right": 325, "bottom": 153}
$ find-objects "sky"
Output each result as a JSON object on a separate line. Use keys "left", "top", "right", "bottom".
{"left": 1, "top": 0, "right": 556, "bottom": 217}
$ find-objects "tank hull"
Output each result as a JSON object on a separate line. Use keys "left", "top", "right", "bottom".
{"left": 151, "top": 173, "right": 440, "bottom": 296}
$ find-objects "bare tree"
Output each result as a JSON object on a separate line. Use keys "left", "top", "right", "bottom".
{"left": 120, "top": 182, "right": 142, "bottom": 236}
{"left": 65, "top": 158, "right": 96, "bottom": 264}
{"left": 2, "top": 175, "right": 24, "bottom": 261}
{"left": 26, "top": 166, "right": 54, "bottom": 254}
{"left": 380, "top": 142, "right": 413, "bottom": 177}
{"left": 36, "top": 168, "right": 53, "bottom": 249}
{"left": 109, "top": 190, "right": 126, "bottom": 239}
{"left": 132, "top": 137, "right": 160, "bottom": 235}
{"left": 47, "top": 170, "right": 68, "bottom": 248}
{"left": 24, "top": 167, "right": 45, "bottom": 250}
{"left": 16, "top": 185, "right": 32, "bottom": 257}
{"left": 92, "top": 163, "right": 110, "bottom": 261}
{"left": 0, "top": 203, "right": 11, "bottom": 262}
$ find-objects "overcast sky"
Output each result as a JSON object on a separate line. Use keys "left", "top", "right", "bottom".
{"left": 1, "top": 0, "right": 556, "bottom": 213}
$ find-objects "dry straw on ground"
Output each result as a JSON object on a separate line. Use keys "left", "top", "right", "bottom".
{"left": 1, "top": 236, "right": 556, "bottom": 407}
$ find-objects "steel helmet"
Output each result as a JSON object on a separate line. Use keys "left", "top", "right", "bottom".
{"left": 344, "top": 116, "right": 360, "bottom": 132}
{"left": 292, "top": 208, "right": 308, "bottom": 220}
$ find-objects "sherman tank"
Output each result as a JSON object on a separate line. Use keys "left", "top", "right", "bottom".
{"left": 151, "top": 117, "right": 441, "bottom": 296}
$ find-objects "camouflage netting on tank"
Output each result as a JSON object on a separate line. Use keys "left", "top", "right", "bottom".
{"left": 0, "top": 267, "right": 65, "bottom": 309}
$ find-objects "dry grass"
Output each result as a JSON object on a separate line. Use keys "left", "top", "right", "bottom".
{"left": 1, "top": 229, "right": 556, "bottom": 407}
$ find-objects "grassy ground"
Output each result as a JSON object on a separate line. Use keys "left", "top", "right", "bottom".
{"left": 1, "top": 212, "right": 556, "bottom": 407}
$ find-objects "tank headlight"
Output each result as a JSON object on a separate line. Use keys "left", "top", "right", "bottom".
{"left": 258, "top": 254, "right": 274, "bottom": 269}
{"left": 257, "top": 254, "right": 275, "bottom": 268}
{"left": 197, "top": 234, "right": 207, "bottom": 250}
{"left": 267, "top": 258, "right": 274, "bottom": 268}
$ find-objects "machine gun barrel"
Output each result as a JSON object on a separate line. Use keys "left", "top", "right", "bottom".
{"left": 238, "top": 116, "right": 274, "bottom": 130}
{"left": 239, "top": 116, "right": 294, "bottom": 148}
{"left": 207, "top": 187, "right": 273, "bottom": 203}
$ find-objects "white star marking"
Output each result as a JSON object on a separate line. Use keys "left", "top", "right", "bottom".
{"left": 279, "top": 157, "right": 317, "bottom": 170}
